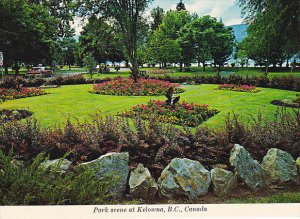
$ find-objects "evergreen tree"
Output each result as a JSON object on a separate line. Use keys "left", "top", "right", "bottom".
{"left": 176, "top": 0, "right": 186, "bottom": 11}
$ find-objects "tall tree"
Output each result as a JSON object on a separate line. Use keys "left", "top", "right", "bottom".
{"left": 238, "top": 0, "right": 300, "bottom": 54}
{"left": 147, "top": 29, "right": 182, "bottom": 66}
{"left": 176, "top": 0, "right": 186, "bottom": 11}
{"left": 211, "top": 23, "right": 235, "bottom": 69}
{"left": 78, "top": 0, "right": 153, "bottom": 82}
{"left": 0, "top": 0, "right": 59, "bottom": 73}
{"left": 180, "top": 15, "right": 217, "bottom": 71}
{"left": 157, "top": 10, "right": 193, "bottom": 71}
{"left": 59, "top": 37, "right": 79, "bottom": 70}
{"left": 79, "top": 16, "right": 125, "bottom": 65}
{"left": 150, "top": 6, "right": 165, "bottom": 31}
{"left": 30, "top": 0, "right": 78, "bottom": 38}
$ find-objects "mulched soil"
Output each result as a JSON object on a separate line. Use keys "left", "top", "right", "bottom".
{"left": 271, "top": 100, "right": 300, "bottom": 109}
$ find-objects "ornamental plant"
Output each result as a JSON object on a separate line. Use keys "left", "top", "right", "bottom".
{"left": 90, "top": 77, "right": 184, "bottom": 96}
{"left": 0, "top": 88, "right": 47, "bottom": 100}
{"left": 120, "top": 100, "right": 219, "bottom": 127}
{"left": 218, "top": 84, "right": 259, "bottom": 93}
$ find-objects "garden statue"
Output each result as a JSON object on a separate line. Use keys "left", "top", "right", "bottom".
{"left": 165, "top": 87, "right": 180, "bottom": 108}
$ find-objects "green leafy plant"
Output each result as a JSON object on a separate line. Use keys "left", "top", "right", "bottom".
{"left": 0, "top": 151, "right": 113, "bottom": 205}
{"left": 83, "top": 53, "right": 97, "bottom": 79}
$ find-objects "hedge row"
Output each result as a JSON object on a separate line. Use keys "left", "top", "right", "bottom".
{"left": 148, "top": 74, "right": 300, "bottom": 91}
{"left": 0, "top": 73, "right": 299, "bottom": 91}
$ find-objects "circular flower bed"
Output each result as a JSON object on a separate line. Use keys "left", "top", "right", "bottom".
{"left": 120, "top": 100, "right": 219, "bottom": 127}
{"left": 90, "top": 78, "right": 184, "bottom": 96}
{"left": 0, "top": 109, "right": 32, "bottom": 123}
{"left": 218, "top": 84, "right": 259, "bottom": 93}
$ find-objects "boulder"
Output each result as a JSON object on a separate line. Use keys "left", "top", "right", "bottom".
{"left": 261, "top": 148, "right": 299, "bottom": 185}
{"left": 296, "top": 158, "right": 300, "bottom": 174}
{"left": 79, "top": 152, "right": 129, "bottom": 199}
{"left": 158, "top": 158, "right": 211, "bottom": 200}
{"left": 129, "top": 164, "right": 158, "bottom": 200}
{"left": 40, "top": 158, "right": 72, "bottom": 173}
{"left": 230, "top": 144, "right": 265, "bottom": 190}
{"left": 211, "top": 168, "right": 238, "bottom": 197}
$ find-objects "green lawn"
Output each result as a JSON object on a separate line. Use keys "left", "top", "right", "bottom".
{"left": 0, "top": 84, "right": 298, "bottom": 128}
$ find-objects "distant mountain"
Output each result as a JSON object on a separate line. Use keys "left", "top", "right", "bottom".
{"left": 229, "top": 24, "right": 248, "bottom": 42}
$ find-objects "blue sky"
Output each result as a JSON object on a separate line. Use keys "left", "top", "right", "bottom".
{"left": 148, "top": 0, "right": 244, "bottom": 26}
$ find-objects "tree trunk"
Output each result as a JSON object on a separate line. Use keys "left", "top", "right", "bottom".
{"left": 131, "top": 58, "right": 138, "bottom": 83}
{"left": 69, "top": 64, "right": 71, "bottom": 71}
{"left": 179, "top": 62, "right": 183, "bottom": 72}
{"left": 202, "top": 61, "right": 206, "bottom": 72}
{"left": 265, "top": 62, "right": 269, "bottom": 75}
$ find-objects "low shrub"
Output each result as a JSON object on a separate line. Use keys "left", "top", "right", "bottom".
{"left": 0, "top": 151, "right": 113, "bottom": 205}
{"left": 218, "top": 84, "right": 259, "bottom": 92}
{"left": 0, "top": 87, "right": 47, "bottom": 100}
{"left": 148, "top": 74, "right": 300, "bottom": 91}
{"left": 0, "top": 109, "right": 32, "bottom": 123}
{"left": 0, "top": 109, "right": 298, "bottom": 180}
{"left": 120, "top": 100, "right": 219, "bottom": 127}
{"left": 90, "top": 78, "right": 184, "bottom": 96}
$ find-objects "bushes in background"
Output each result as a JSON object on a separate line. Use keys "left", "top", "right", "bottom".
{"left": 148, "top": 74, "right": 300, "bottom": 91}
{"left": 0, "top": 74, "right": 299, "bottom": 91}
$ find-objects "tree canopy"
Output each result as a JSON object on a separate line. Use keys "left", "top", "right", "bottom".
{"left": 0, "top": 0, "right": 59, "bottom": 71}
{"left": 77, "top": 0, "right": 153, "bottom": 82}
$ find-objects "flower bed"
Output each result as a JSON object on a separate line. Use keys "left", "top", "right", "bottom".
{"left": 0, "top": 87, "right": 47, "bottom": 100}
{"left": 218, "top": 84, "right": 259, "bottom": 93}
{"left": 120, "top": 100, "right": 219, "bottom": 127}
{"left": 271, "top": 95, "right": 300, "bottom": 109}
{"left": 90, "top": 78, "right": 184, "bottom": 96}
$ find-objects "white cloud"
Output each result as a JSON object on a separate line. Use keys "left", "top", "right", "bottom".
{"left": 73, "top": 17, "right": 87, "bottom": 35}
{"left": 155, "top": 0, "right": 242, "bottom": 25}
{"left": 224, "top": 18, "right": 243, "bottom": 26}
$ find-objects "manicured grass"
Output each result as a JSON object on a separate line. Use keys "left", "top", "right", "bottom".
{"left": 0, "top": 84, "right": 298, "bottom": 128}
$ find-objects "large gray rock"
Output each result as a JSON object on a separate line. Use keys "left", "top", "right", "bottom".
{"left": 211, "top": 168, "right": 238, "bottom": 197}
{"left": 129, "top": 164, "right": 158, "bottom": 200}
{"left": 79, "top": 152, "right": 129, "bottom": 199}
{"left": 158, "top": 158, "right": 211, "bottom": 200}
{"left": 261, "top": 148, "right": 299, "bottom": 185}
{"left": 230, "top": 144, "right": 265, "bottom": 190}
{"left": 40, "top": 158, "right": 72, "bottom": 173}
{"left": 296, "top": 158, "right": 300, "bottom": 174}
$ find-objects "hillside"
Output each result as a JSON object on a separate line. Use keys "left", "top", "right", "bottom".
{"left": 229, "top": 24, "right": 248, "bottom": 42}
